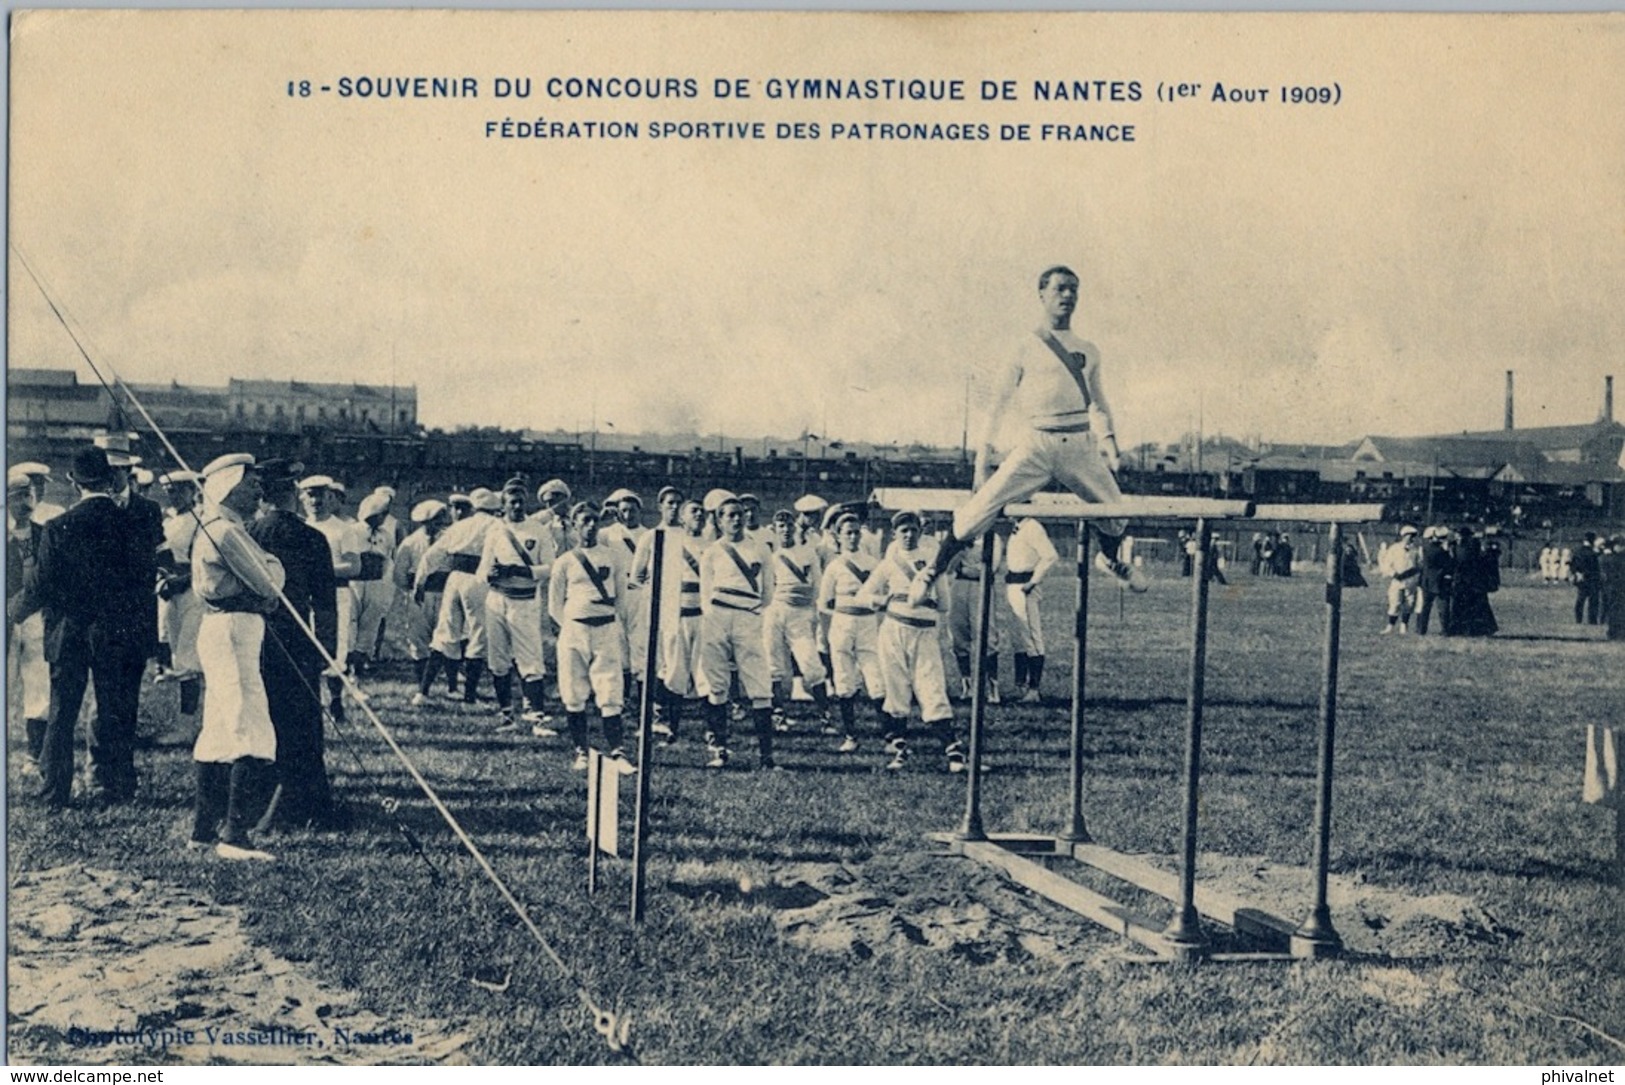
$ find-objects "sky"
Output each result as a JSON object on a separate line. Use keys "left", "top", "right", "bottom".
{"left": 8, "top": 11, "right": 1624, "bottom": 453}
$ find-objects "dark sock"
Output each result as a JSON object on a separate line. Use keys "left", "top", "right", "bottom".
{"left": 1014, "top": 652, "right": 1031, "bottom": 687}
{"left": 420, "top": 653, "right": 444, "bottom": 696}
{"left": 493, "top": 671, "right": 513, "bottom": 710}
{"left": 567, "top": 711, "right": 589, "bottom": 750}
{"left": 706, "top": 701, "right": 730, "bottom": 748}
{"left": 838, "top": 696, "right": 856, "bottom": 734}
{"left": 602, "top": 714, "right": 625, "bottom": 752}
{"left": 523, "top": 678, "right": 547, "bottom": 712}
{"left": 752, "top": 707, "right": 775, "bottom": 762}
{"left": 954, "top": 652, "right": 972, "bottom": 679}
{"left": 462, "top": 659, "right": 485, "bottom": 702}
{"left": 191, "top": 761, "right": 230, "bottom": 843}
{"left": 179, "top": 678, "right": 201, "bottom": 716}
{"left": 1029, "top": 655, "right": 1045, "bottom": 690}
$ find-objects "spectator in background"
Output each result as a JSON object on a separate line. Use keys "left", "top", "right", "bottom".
{"left": 1449, "top": 526, "right": 1498, "bottom": 637}
{"left": 1571, "top": 532, "right": 1602, "bottom": 626}
{"left": 1600, "top": 535, "right": 1625, "bottom": 641}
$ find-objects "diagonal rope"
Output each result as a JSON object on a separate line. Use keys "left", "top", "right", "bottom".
{"left": 12, "top": 242, "right": 637, "bottom": 1058}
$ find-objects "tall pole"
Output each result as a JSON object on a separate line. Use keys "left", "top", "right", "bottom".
{"left": 1294, "top": 521, "right": 1345, "bottom": 957}
{"left": 1164, "top": 516, "right": 1212, "bottom": 956}
{"left": 1063, "top": 520, "right": 1092, "bottom": 842}
{"left": 631, "top": 530, "right": 665, "bottom": 924}
{"left": 958, "top": 530, "right": 997, "bottom": 842}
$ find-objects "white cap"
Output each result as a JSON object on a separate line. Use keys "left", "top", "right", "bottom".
{"left": 411, "top": 499, "right": 447, "bottom": 524}
{"left": 1399, "top": 524, "right": 1419, "bottom": 537}
{"left": 8, "top": 468, "right": 32, "bottom": 492}
{"left": 200, "top": 452, "right": 256, "bottom": 505}
{"left": 298, "top": 474, "right": 337, "bottom": 491}
{"left": 793, "top": 494, "right": 828, "bottom": 514}
{"left": 470, "top": 488, "right": 502, "bottom": 513}
{"left": 158, "top": 470, "right": 202, "bottom": 486}
{"left": 12, "top": 461, "right": 52, "bottom": 479}
{"left": 358, "top": 492, "right": 390, "bottom": 521}
{"left": 93, "top": 432, "right": 142, "bottom": 467}
{"left": 537, "top": 479, "right": 571, "bottom": 501}
{"left": 132, "top": 468, "right": 156, "bottom": 487}
{"left": 702, "top": 488, "right": 736, "bottom": 513}
{"left": 605, "top": 488, "right": 641, "bottom": 506}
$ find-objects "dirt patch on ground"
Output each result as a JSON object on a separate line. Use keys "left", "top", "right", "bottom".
{"left": 1167, "top": 852, "right": 1520, "bottom": 960}
{"left": 696, "top": 848, "right": 1517, "bottom": 968}
{"left": 8, "top": 864, "right": 471, "bottom": 1066}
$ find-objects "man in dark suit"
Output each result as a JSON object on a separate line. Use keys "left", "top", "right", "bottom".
{"left": 98, "top": 432, "right": 165, "bottom": 674}
{"left": 249, "top": 459, "right": 343, "bottom": 831}
{"left": 9, "top": 446, "right": 156, "bottom": 806}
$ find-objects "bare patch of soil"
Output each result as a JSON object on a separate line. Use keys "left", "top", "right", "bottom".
{"left": 8, "top": 864, "right": 472, "bottom": 1065}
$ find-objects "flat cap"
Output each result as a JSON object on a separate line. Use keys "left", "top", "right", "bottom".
{"left": 298, "top": 474, "right": 338, "bottom": 491}
{"left": 793, "top": 494, "right": 828, "bottom": 514}
{"left": 470, "top": 488, "right": 502, "bottom": 512}
{"left": 411, "top": 499, "right": 448, "bottom": 524}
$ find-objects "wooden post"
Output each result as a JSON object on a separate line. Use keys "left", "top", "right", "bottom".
{"left": 1164, "top": 517, "right": 1212, "bottom": 956}
{"left": 630, "top": 529, "right": 664, "bottom": 924}
{"left": 958, "top": 530, "right": 996, "bottom": 842}
{"left": 1063, "top": 520, "right": 1092, "bottom": 843}
{"left": 587, "top": 751, "right": 602, "bottom": 896}
{"left": 1293, "top": 522, "right": 1345, "bottom": 957}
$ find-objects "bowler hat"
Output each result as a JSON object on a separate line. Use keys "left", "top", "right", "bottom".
{"left": 70, "top": 447, "right": 115, "bottom": 488}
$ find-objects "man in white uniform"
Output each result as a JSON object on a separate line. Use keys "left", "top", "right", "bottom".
{"left": 549, "top": 503, "right": 630, "bottom": 769}
{"left": 418, "top": 487, "right": 504, "bottom": 703}
{"left": 861, "top": 510, "right": 961, "bottom": 773}
{"left": 398, "top": 500, "right": 451, "bottom": 702}
{"left": 697, "top": 496, "right": 778, "bottom": 769}
{"left": 299, "top": 475, "right": 362, "bottom": 722}
{"left": 1379, "top": 524, "right": 1424, "bottom": 634}
{"left": 481, "top": 482, "right": 556, "bottom": 727}
{"left": 909, "top": 265, "right": 1148, "bottom": 605}
{"left": 350, "top": 491, "right": 397, "bottom": 673}
{"left": 1004, "top": 516, "right": 1060, "bottom": 702}
{"left": 156, "top": 471, "right": 206, "bottom": 724}
{"left": 189, "top": 453, "right": 286, "bottom": 861}
{"left": 818, "top": 511, "right": 887, "bottom": 754}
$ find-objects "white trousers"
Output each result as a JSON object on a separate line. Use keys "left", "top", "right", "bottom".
{"left": 431, "top": 571, "right": 487, "bottom": 660}
{"left": 877, "top": 617, "right": 953, "bottom": 724}
{"left": 351, "top": 579, "right": 394, "bottom": 661}
{"left": 827, "top": 612, "right": 882, "bottom": 699}
{"left": 658, "top": 613, "right": 704, "bottom": 699}
{"left": 160, "top": 589, "right": 205, "bottom": 676}
{"left": 763, "top": 604, "right": 827, "bottom": 688}
{"left": 10, "top": 612, "right": 50, "bottom": 721}
{"left": 557, "top": 618, "right": 624, "bottom": 715}
{"left": 953, "top": 428, "right": 1125, "bottom": 541}
{"left": 194, "top": 611, "right": 277, "bottom": 763}
{"left": 486, "top": 590, "right": 547, "bottom": 680}
{"left": 1006, "top": 584, "right": 1045, "bottom": 655}
{"left": 699, "top": 607, "right": 771, "bottom": 708}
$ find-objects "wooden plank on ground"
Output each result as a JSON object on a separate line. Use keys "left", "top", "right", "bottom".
{"left": 947, "top": 838, "right": 1175, "bottom": 958}
{"left": 1067, "top": 843, "right": 1298, "bottom": 944}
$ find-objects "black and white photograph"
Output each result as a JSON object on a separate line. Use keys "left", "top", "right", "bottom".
{"left": 5, "top": 9, "right": 1624, "bottom": 1068}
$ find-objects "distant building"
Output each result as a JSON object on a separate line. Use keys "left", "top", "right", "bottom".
{"left": 6, "top": 368, "right": 113, "bottom": 440}
{"left": 227, "top": 378, "right": 418, "bottom": 434}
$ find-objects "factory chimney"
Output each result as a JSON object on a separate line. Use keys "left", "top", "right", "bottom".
{"left": 1504, "top": 370, "right": 1514, "bottom": 431}
{"left": 1605, "top": 375, "right": 1615, "bottom": 424}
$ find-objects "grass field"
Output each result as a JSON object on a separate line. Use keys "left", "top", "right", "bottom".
{"left": 7, "top": 570, "right": 1624, "bottom": 1065}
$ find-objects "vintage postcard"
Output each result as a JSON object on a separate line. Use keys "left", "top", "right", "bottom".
{"left": 7, "top": 9, "right": 1624, "bottom": 1069}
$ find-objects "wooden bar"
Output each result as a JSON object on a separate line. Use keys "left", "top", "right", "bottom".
{"left": 868, "top": 487, "right": 1254, "bottom": 521}
{"left": 1251, "top": 504, "right": 1387, "bottom": 524}
{"left": 947, "top": 838, "right": 1174, "bottom": 959}
{"left": 1068, "top": 843, "right": 1297, "bottom": 943}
